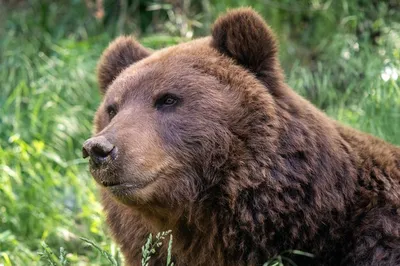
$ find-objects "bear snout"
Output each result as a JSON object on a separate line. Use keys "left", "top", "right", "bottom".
{"left": 82, "top": 136, "right": 117, "bottom": 166}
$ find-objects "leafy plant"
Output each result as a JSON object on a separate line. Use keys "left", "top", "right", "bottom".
{"left": 80, "top": 237, "right": 121, "bottom": 266}
{"left": 39, "top": 243, "right": 68, "bottom": 266}
{"left": 141, "top": 230, "right": 174, "bottom": 266}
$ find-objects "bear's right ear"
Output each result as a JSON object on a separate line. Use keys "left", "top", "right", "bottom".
{"left": 211, "top": 8, "right": 283, "bottom": 92}
{"left": 97, "top": 36, "right": 151, "bottom": 94}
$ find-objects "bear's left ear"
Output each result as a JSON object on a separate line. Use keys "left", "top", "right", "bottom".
{"left": 212, "top": 8, "right": 283, "bottom": 89}
{"left": 97, "top": 36, "right": 151, "bottom": 94}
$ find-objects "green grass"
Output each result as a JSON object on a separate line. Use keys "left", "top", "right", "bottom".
{"left": 287, "top": 39, "right": 400, "bottom": 144}
{"left": 0, "top": 1, "right": 399, "bottom": 265}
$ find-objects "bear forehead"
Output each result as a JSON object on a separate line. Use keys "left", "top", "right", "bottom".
{"left": 122, "top": 38, "right": 222, "bottom": 79}
{"left": 105, "top": 37, "right": 260, "bottom": 101}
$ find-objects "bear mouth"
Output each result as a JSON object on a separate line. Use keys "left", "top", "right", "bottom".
{"left": 99, "top": 179, "right": 149, "bottom": 190}
{"left": 88, "top": 159, "right": 163, "bottom": 201}
{"left": 106, "top": 182, "right": 136, "bottom": 193}
{"left": 95, "top": 174, "right": 153, "bottom": 199}
{"left": 100, "top": 180, "right": 125, "bottom": 187}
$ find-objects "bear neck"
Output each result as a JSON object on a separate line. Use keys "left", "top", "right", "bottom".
{"left": 173, "top": 86, "right": 360, "bottom": 261}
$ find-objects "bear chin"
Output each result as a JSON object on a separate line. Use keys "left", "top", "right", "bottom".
{"left": 90, "top": 167, "right": 156, "bottom": 204}
{"left": 106, "top": 184, "right": 141, "bottom": 204}
{"left": 102, "top": 181, "right": 154, "bottom": 205}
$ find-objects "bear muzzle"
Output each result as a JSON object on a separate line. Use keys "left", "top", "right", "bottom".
{"left": 82, "top": 136, "right": 117, "bottom": 166}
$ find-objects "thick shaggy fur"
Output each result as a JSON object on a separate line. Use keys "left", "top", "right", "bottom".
{"left": 88, "top": 8, "right": 400, "bottom": 266}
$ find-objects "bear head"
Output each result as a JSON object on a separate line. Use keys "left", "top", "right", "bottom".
{"left": 82, "top": 8, "right": 285, "bottom": 209}
{"left": 83, "top": 9, "right": 352, "bottom": 220}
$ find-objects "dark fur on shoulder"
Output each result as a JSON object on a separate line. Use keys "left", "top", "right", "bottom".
{"left": 86, "top": 8, "right": 400, "bottom": 266}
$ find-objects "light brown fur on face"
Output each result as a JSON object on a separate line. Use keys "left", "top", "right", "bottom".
{"left": 83, "top": 8, "right": 400, "bottom": 266}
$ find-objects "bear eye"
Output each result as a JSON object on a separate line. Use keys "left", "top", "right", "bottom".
{"left": 106, "top": 104, "right": 118, "bottom": 120}
{"left": 155, "top": 94, "right": 179, "bottom": 110}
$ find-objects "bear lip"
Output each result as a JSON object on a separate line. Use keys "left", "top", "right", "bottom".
{"left": 106, "top": 183, "right": 133, "bottom": 190}
{"left": 101, "top": 180, "right": 124, "bottom": 187}
{"left": 100, "top": 179, "right": 150, "bottom": 192}
{"left": 106, "top": 182, "right": 148, "bottom": 199}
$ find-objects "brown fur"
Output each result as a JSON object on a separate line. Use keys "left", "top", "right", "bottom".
{"left": 97, "top": 36, "right": 151, "bottom": 94}
{"left": 86, "top": 8, "right": 400, "bottom": 266}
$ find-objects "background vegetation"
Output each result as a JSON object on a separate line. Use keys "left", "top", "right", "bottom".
{"left": 0, "top": 0, "right": 399, "bottom": 265}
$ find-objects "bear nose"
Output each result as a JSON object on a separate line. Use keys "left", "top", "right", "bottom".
{"left": 82, "top": 136, "right": 115, "bottom": 165}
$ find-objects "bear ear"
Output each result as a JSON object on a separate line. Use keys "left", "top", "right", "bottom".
{"left": 97, "top": 36, "right": 151, "bottom": 94}
{"left": 211, "top": 8, "right": 283, "bottom": 89}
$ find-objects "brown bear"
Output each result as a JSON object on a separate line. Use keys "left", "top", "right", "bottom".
{"left": 82, "top": 8, "right": 400, "bottom": 266}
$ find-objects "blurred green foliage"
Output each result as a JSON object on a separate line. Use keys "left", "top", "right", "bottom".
{"left": 0, "top": 0, "right": 399, "bottom": 265}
